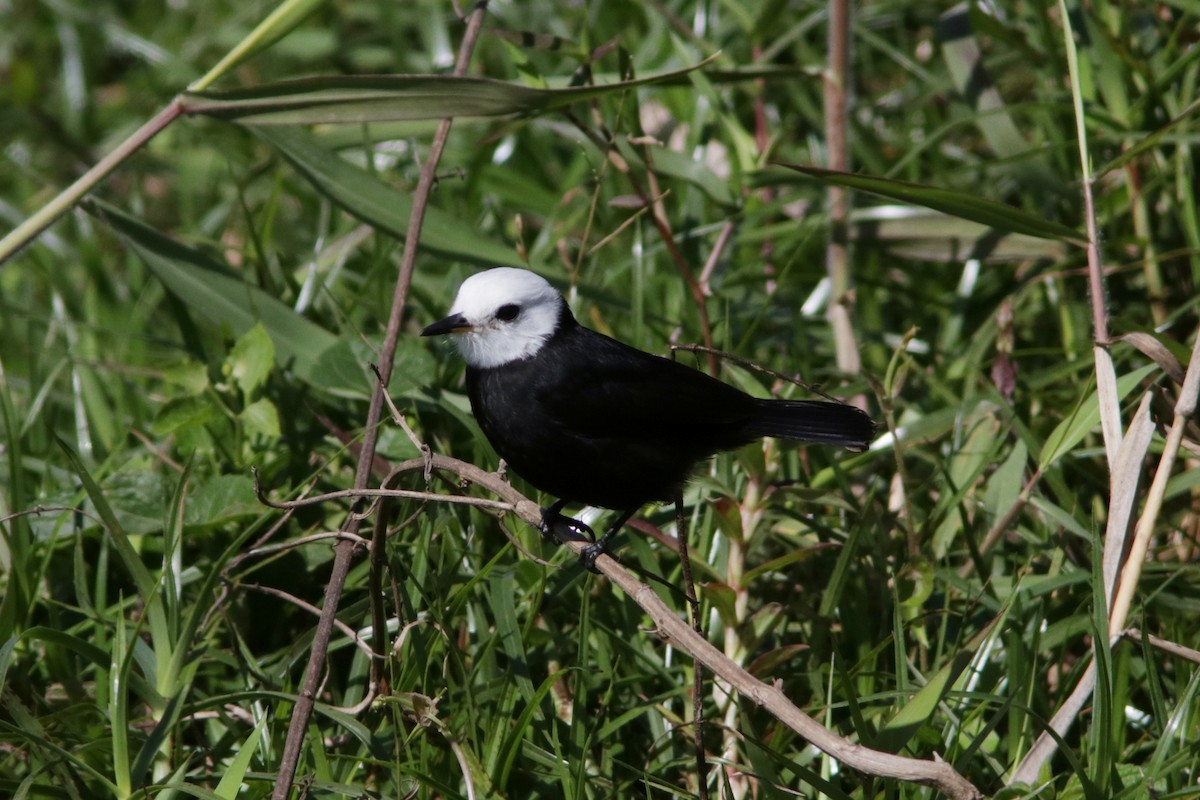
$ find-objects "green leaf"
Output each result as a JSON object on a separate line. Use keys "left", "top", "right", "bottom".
{"left": 1095, "top": 96, "right": 1200, "bottom": 178}
{"left": 55, "top": 436, "right": 157, "bottom": 601}
{"left": 251, "top": 125, "right": 522, "bottom": 267}
{"left": 153, "top": 396, "right": 218, "bottom": 437}
{"left": 183, "top": 474, "right": 260, "bottom": 528}
{"left": 1038, "top": 363, "right": 1157, "bottom": 470}
{"left": 239, "top": 397, "right": 281, "bottom": 440}
{"left": 616, "top": 136, "right": 736, "bottom": 207}
{"left": 214, "top": 716, "right": 268, "bottom": 799}
{"left": 874, "top": 584, "right": 1016, "bottom": 754}
{"left": 90, "top": 200, "right": 367, "bottom": 397}
{"left": 191, "top": 0, "right": 325, "bottom": 92}
{"left": 103, "top": 471, "right": 171, "bottom": 536}
{"left": 938, "top": 5, "right": 1030, "bottom": 159}
{"left": 226, "top": 323, "right": 275, "bottom": 397}
{"left": 874, "top": 644, "right": 974, "bottom": 754}
{"left": 983, "top": 439, "right": 1028, "bottom": 526}
{"left": 181, "top": 57, "right": 718, "bottom": 124}
{"left": 163, "top": 359, "right": 210, "bottom": 395}
{"left": 850, "top": 205, "right": 1067, "bottom": 262}
{"left": 770, "top": 164, "right": 1086, "bottom": 244}
{"left": 897, "top": 555, "right": 936, "bottom": 609}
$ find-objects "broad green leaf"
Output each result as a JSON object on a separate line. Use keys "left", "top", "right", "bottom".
{"left": 703, "top": 581, "right": 739, "bottom": 628}
{"left": 91, "top": 200, "right": 367, "bottom": 397}
{"left": 153, "top": 397, "right": 218, "bottom": 438}
{"left": 983, "top": 439, "right": 1028, "bottom": 526}
{"left": 102, "top": 471, "right": 171, "bottom": 536}
{"left": 239, "top": 397, "right": 281, "bottom": 440}
{"left": 770, "top": 164, "right": 1085, "bottom": 245}
{"left": 181, "top": 57, "right": 718, "bottom": 125}
{"left": 163, "top": 359, "right": 210, "bottom": 396}
{"left": 252, "top": 125, "right": 521, "bottom": 267}
{"left": 184, "top": 475, "right": 260, "bottom": 528}
{"left": 227, "top": 323, "right": 275, "bottom": 397}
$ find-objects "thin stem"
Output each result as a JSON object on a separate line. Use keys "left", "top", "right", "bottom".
{"left": 675, "top": 493, "right": 709, "bottom": 800}
{"left": 824, "top": 0, "right": 861, "bottom": 378}
{"left": 269, "top": 5, "right": 490, "bottom": 797}
{"left": 374, "top": 453, "right": 983, "bottom": 799}
{"left": 0, "top": 101, "right": 184, "bottom": 264}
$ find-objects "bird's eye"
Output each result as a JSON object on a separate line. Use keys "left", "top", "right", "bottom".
{"left": 496, "top": 304, "right": 520, "bottom": 322}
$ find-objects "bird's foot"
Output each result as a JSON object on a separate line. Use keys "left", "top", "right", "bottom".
{"left": 539, "top": 504, "right": 595, "bottom": 544}
{"left": 579, "top": 540, "right": 608, "bottom": 573}
{"left": 578, "top": 527, "right": 621, "bottom": 574}
{"left": 540, "top": 503, "right": 634, "bottom": 574}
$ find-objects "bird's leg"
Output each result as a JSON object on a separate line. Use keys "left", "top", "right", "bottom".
{"left": 579, "top": 508, "right": 637, "bottom": 573}
{"left": 539, "top": 499, "right": 595, "bottom": 543}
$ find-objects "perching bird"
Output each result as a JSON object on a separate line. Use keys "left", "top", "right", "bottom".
{"left": 421, "top": 267, "right": 874, "bottom": 570}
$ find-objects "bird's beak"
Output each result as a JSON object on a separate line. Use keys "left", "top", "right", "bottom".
{"left": 421, "top": 313, "right": 473, "bottom": 337}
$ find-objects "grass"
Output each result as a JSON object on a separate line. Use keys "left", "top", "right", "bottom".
{"left": 2, "top": 1, "right": 1199, "bottom": 798}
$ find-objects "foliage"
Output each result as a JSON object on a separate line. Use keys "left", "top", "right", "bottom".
{"left": 2, "top": 1, "right": 1199, "bottom": 798}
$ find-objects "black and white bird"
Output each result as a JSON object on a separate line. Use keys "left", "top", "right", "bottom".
{"left": 422, "top": 267, "right": 874, "bottom": 570}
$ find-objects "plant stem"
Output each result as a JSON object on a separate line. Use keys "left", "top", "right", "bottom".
{"left": 0, "top": 101, "right": 183, "bottom": 264}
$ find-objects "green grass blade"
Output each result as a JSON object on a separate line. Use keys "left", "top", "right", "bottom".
{"left": 771, "top": 164, "right": 1086, "bottom": 244}
{"left": 190, "top": 0, "right": 326, "bottom": 92}
{"left": 182, "top": 56, "right": 718, "bottom": 124}
{"left": 89, "top": 200, "right": 371, "bottom": 397}
{"left": 54, "top": 436, "right": 157, "bottom": 601}
{"left": 213, "top": 715, "right": 267, "bottom": 798}
{"left": 1038, "top": 364, "right": 1156, "bottom": 470}
{"left": 251, "top": 125, "right": 522, "bottom": 267}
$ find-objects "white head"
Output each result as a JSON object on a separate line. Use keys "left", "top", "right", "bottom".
{"left": 421, "top": 268, "right": 568, "bottom": 368}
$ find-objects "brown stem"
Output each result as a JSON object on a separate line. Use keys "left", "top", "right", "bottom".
{"left": 269, "top": 5, "right": 491, "bottom": 798}
{"left": 376, "top": 454, "right": 983, "bottom": 799}
{"left": 565, "top": 113, "right": 717, "bottom": 373}
{"left": 675, "top": 492, "right": 709, "bottom": 799}
{"left": 0, "top": 100, "right": 184, "bottom": 263}
{"left": 824, "top": 0, "right": 862, "bottom": 379}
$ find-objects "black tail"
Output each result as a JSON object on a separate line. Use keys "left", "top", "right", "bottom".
{"left": 747, "top": 399, "right": 875, "bottom": 451}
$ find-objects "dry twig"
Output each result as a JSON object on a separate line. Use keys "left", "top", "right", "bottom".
{"left": 371, "top": 454, "right": 984, "bottom": 800}
{"left": 268, "top": 5, "right": 491, "bottom": 797}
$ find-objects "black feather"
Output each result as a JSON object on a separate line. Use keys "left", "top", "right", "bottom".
{"left": 746, "top": 398, "right": 875, "bottom": 450}
{"left": 464, "top": 299, "right": 873, "bottom": 510}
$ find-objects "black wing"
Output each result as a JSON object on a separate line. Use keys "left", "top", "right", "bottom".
{"left": 534, "top": 325, "right": 758, "bottom": 446}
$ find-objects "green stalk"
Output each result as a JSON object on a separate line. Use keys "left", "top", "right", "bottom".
{"left": 0, "top": 101, "right": 182, "bottom": 265}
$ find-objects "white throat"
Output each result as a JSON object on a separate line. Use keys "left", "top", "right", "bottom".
{"left": 446, "top": 268, "right": 566, "bottom": 369}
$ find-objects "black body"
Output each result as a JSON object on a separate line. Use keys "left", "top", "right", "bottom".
{"left": 460, "top": 299, "right": 873, "bottom": 512}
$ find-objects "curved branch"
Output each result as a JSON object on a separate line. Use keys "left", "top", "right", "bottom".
{"left": 384, "top": 454, "right": 983, "bottom": 800}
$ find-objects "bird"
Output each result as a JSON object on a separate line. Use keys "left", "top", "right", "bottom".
{"left": 421, "top": 267, "right": 874, "bottom": 571}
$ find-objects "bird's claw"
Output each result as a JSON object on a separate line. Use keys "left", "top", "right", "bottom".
{"left": 539, "top": 506, "right": 595, "bottom": 543}
{"left": 538, "top": 502, "right": 622, "bottom": 573}
{"left": 579, "top": 541, "right": 606, "bottom": 573}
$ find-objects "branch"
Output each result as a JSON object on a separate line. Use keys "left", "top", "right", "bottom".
{"left": 269, "top": 4, "right": 491, "bottom": 797}
{"left": 382, "top": 454, "right": 983, "bottom": 800}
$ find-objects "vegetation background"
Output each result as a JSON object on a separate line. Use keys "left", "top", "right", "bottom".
{"left": 1, "top": 0, "right": 1198, "bottom": 798}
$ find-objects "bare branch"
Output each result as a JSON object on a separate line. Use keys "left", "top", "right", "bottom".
{"left": 378, "top": 454, "right": 983, "bottom": 800}
{"left": 269, "top": 5, "right": 492, "bottom": 797}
